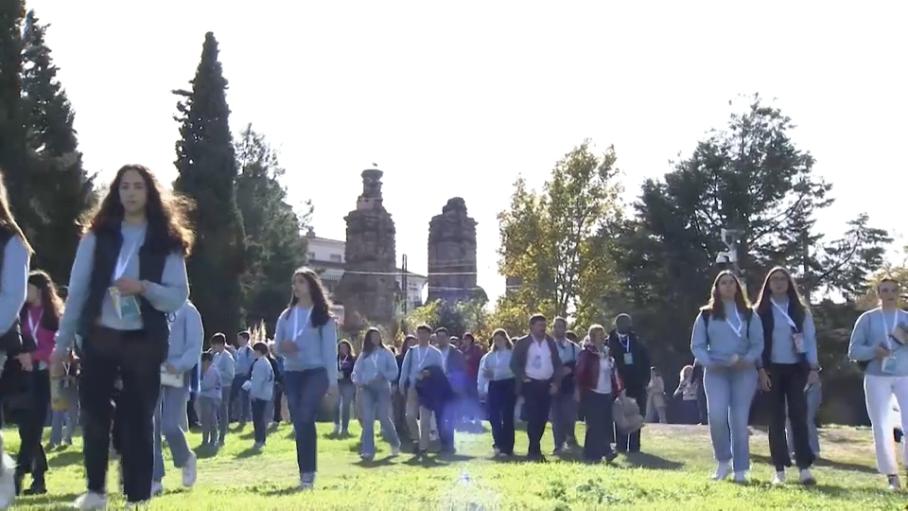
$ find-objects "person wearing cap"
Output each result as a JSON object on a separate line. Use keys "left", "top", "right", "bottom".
{"left": 608, "top": 313, "right": 651, "bottom": 453}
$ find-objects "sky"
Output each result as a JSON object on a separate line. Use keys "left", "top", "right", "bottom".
{"left": 28, "top": 0, "right": 908, "bottom": 304}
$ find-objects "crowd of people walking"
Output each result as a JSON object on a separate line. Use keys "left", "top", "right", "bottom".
{"left": 0, "top": 163, "right": 905, "bottom": 510}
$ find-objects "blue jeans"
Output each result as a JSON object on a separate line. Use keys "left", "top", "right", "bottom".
{"left": 336, "top": 380, "right": 355, "bottom": 432}
{"left": 358, "top": 381, "right": 400, "bottom": 457}
{"left": 284, "top": 368, "right": 329, "bottom": 475}
{"left": 50, "top": 383, "right": 80, "bottom": 445}
{"left": 230, "top": 376, "right": 251, "bottom": 424}
{"left": 153, "top": 385, "right": 193, "bottom": 482}
{"left": 704, "top": 366, "right": 758, "bottom": 472}
{"left": 197, "top": 396, "right": 219, "bottom": 446}
{"left": 218, "top": 387, "right": 231, "bottom": 443}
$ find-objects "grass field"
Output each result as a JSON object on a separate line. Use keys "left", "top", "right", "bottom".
{"left": 5, "top": 421, "right": 907, "bottom": 510}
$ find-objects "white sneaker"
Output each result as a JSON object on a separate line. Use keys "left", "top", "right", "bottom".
{"left": 300, "top": 472, "right": 315, "bottom": 491}
{"left": 713, "top": 460, "right": 733, "bottom": 481}
{"left": 390, "top": 446, "right": 400, "bottom": 457}
{"left": 799, "top": 468, "right": 816, "bottom": 486}
{"left": 151, "top": 481, "right": 164, "bottom": 496}
{"left": 888, "top": 474, "right": 901, "bottom": 491}
{"left": 73, "top": 492, "right": 108, "bottom": 510}
{"left": 0, "top": 453, "right": 15, "bottom": 510}
{"left": 182, "top": 453, "right": 197, "bottom": 488}
{"left": 733, "top": 471, "right": 748, "bottom": 484}
{"left": 771, "top": 470, "right": 785, "bottom": 486}
{"left": 124, "top": 500, "right": 150, "bottom": 510}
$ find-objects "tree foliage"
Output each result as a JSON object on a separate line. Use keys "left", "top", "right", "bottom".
{"left": 173, "top": 32, "right": 246, "bottom": 337}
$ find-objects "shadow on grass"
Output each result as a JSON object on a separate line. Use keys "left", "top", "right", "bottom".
{"left": 48, "top": 450, "right": 83, "bottom": 468}
{"left": 255, "top": 486, "right": 304, "bottom": 497}
{"left": 234, "top": 447, "right": 264, "bottom": 459}
{"left": 751, "top": 453, "right": 878, "bottom": 476}
{"left": 620, "top": 451, "right": 685, "bottom": 470}
{"left": 403, "top": 454, "right": 444, "bottom": 468}
{"left": 194, "top": 445, "right": 219, "bottom": 459}
{"left": 354, "top": 456, "right": 396, "bottom": 468}
{"left": 18, "top": 492, "right": 81, "bottom": 509}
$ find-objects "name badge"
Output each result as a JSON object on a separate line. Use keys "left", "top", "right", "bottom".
{"left": 531, "top": 355, "right": 543, "bottom": 370}
{"left": 882, "top": 355, "right": 898, "bottom": 375}
{"left": 792, "top": 333, "right": 806, "bottom": 354}
{"left": 109, "top": 287, "right": 141, "bottom": 321}
{"left": 624, "top": 352, "right": 634, "bottom": 365}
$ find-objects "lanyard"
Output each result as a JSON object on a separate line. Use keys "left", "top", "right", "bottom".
{"left": 338, "top": 355, "right": 349, "bottom": 371}
{"left": 728, "top": 308, "right": 743, "bottom": 338}
{"left": 883, "top": 310, "right": 901, "bottom": 348}
{"left": 27, "top": 308, "right": 42, "bottom": 338}
{"left": 415, "top": 346, "right": 429, "bottom": 368}
{"left": 113, "top": 239, "right": 140, "bottom": 281}
{"left": 771, "top": 299, "right": 798, "bottom": 331}
{"left": 292, "top": 307, "right": 312, "bottom": 340}
{"left": 618, "top": 334, "right": 630, "bottom": 352}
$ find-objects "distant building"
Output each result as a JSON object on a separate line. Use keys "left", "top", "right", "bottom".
{"left": 306, "top": 229, "right": 427, "bottom": 313}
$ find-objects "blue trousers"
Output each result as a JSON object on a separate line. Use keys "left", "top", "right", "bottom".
{"left": 704, "top": 366, "right": 757, "bottom": 472}
{"left": 284, "top": 368, "right": 329, "bottom": 475}
{"left": 153, "top": 385, "right": 192, "bottom": 482}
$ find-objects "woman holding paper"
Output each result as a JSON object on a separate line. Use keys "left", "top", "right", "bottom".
{"left": 51, "top": 164, "right": 191, "bottom": 510}
{"left": 275, "top": 268, "right": 338, "bottom": 491}
{"left": 754, "top": 267, "right": 818, "bottom": 486}
{"left": 848, "top": 277, "right": 908, "bottom": 491}
{"left": 690, "top": 270, "right": 764, "bottom": 484}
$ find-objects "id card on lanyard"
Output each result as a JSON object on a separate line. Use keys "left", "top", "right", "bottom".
{"left": 771, "top": 300, "right": 806, "bottom": 354}
{"left": 619, "top": 335, "right": 633, "bottom": 365}
{"left": 882, "top": 311, "right": 900, "bottom": 374}
{"left": 109, "top": 239, "right": 141, "bottom": 321}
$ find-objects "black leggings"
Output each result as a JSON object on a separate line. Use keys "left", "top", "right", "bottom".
{"left": 16, "top": 368, "right": 50, "bottom": 482}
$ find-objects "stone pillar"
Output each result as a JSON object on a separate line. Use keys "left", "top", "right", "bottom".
{"left": 427, "top": 197, "right": 481, "bottom": 304}
{"left": 335, "top": 169, "right": 398, "bottom": 333}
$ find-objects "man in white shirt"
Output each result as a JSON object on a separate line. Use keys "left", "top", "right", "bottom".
{"left": 510, "top": 314, "right": 564, "bottom": 462}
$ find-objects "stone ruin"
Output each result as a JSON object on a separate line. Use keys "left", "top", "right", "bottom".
{"left": 335, "top": 168, "right": 398, "bottom": 333}
{"left": 427, "top": 197, "right": 484, "bottom": 304}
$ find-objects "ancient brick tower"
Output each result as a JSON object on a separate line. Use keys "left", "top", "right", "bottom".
{"left": 427, "top": 197, "right": 483, "bottom": 304}
{"left": 335, "top": 168, "right": 398, "bottom": 333}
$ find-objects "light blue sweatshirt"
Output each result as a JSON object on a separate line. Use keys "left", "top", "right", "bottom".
{"left": 214, "top": 349, "right": 236, "bottom": 382}
{"left": 249, "top": 356, "right": 275, "bottom": 401}
{"left": 849, "top": 308, "right": 908, "bottom": 377}
{"left": 398, "top": 344, "right": 444, "bottom": 389}
{"left": 165, "top": 300, "right": 204, "bottom": 388}
{"left": 199, "top": 365, "right": 222, "bottom": 401}
{"left": 554, "top": 338, "right": 580, "bottom": 365}
{"left": 767, "top": 299, "right": 818, "bottom": 366}
{"left": 351, "top": 348, "right": 399, "bottom": 387}
{"left": 477, "top": 349, "right": 515, "bottom": 395}
{"left": 274, "top": 306, "right": 338, "bottom": 381}
{"left": 235, "top": 345, "right": 255, "bottom": 377}
{"left": 55, "top": 222, "right": 189, "bottom": 354}
{"left": 0, "top": 236, "right": 29, "bottom": 337}
{"left": 691, "top": 302, "right": 765, "bottom": 369}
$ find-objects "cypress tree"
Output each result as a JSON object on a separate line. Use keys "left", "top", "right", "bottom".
{"left": 174, "top": 32, "right": 246, "bottom": 337}
{"left": 0, "top": 0, "right": 32, "bottom": 226}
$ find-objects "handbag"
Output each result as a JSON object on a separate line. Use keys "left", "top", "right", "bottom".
{"left": 612, "top": 393, "right": 644, "bottom": 434}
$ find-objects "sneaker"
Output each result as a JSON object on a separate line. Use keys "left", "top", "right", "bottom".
{"left": 888, "top": 474, "right": 901, "bottom": 491}
{"left": 124, "top": 500, "right": 150, "bottom": 510}
{"left": 151, "top": 481, "right": 164, "bottom": 497}
{"left": 771, "top": 470, "right": 785, "bottom": 486}
{"left": 252, "top": 442, "right": 264, "bottom": 452}
{"left": 23, "top": 480, "right": 47, "bottom": 496}
{"left": 73, "top": 492, "right": 108, "bottom": 510}
{"left": 182, "top": 453, "right": 198, "bottom": 488}
{"left": 799, "top": 468, "right": 816, "bottom": 486}
{"left": 391, "top": 446, "right": 401, "bottom": 457}
{"left": 713, "top": 460, "right": 733, "bottom": 481}
{"left": 604, "top": 452, "right": 618, "bottom": 464}
{"left": 333, "top": 425, "right": 340, "bottom": 436}
{"left": 552, "top": 446, "right": 564, "bottom": 456}
{"left": 300, "top": 472, "right": 315, "bottom": 491}
{"left": 733, "top": 471, "right": 748, "bottom": 484}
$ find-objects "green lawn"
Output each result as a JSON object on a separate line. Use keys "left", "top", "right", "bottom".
{"left": 5, "top": 422, "right": 906, "bottom": 510}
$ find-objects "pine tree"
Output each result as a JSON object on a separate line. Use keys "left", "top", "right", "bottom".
{"left": 234, "top": 124, "right": 309, "bottom": 332}
{"left": 21, "top": 10, "right": 96, "bottom": 281}
{"left": 0, "top": 0, "right": 32, "bottom": 227}
{"left": 174, "top": 32, "right": 246, "bottom": 337}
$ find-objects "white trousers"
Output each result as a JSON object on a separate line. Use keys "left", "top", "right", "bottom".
{"left": 864, "top": 374, "right": 908, "bottom": 475}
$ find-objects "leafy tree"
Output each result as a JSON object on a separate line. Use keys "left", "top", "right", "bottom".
{"left": 173, "top": 32, "right": 246, "bottom": 337}
{"left": 21, "top": 10, "right": 96, "bottom": 282}
{"left": 498, "top": 142, "right": 622, "bottom": 322}
{"left": 234, "top": 124, "right": 310, "bottom": 333}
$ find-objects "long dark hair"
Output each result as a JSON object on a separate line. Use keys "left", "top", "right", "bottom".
{"left": 338, "top": 339, "right": 356, "bottom": 358}
{"left": 0, "top": 169, "right": 33, "bottom": 254}
{"left": 285, "top": 267, "right": 332, "bottom": 327}
{"left": 23, "top": 270, "right": 63, "bottom": 331}
{"left": 701, "top": 270, "right": 751, "bottom": 320}
{"left": 361, "top": 327, "right": 387, "bottom": 355}
{"left": 88, "top": 164, "right": 193, "bottom": 255}
{"left": 755, "top": 266, "right": 807, "bottom": 326}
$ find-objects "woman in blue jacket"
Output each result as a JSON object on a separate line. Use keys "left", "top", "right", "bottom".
{"left": 352, "top": 328, "right": 401, "bottom": 460}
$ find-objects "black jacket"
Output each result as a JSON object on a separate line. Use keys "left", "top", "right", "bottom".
{"left": 607, "top": 330, "right": 651, "bottom": 390}
{"left": 415, "top": 365, "right": 455, "bottom": 412}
